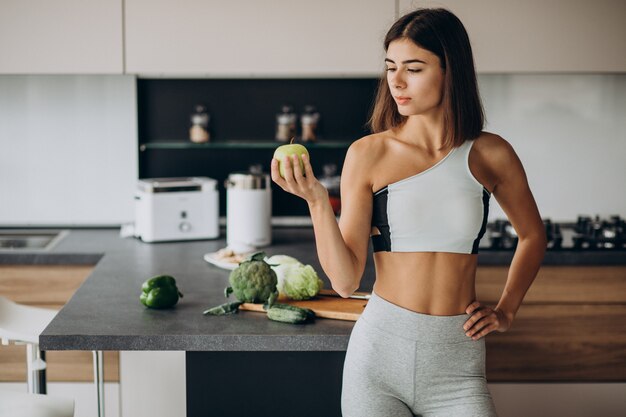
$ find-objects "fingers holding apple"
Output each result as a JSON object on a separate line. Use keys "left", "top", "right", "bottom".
{"left": 273, "top": 141, "right": 309, "bottom": 179}
{"left": 292, "top": 154, "right": 307, "bottom": 182}
{"left": 270, "top": 157, "right": 287, "bottom": 188}
{"left": 301, "top": 153, "right": 315, "bottom": 178}
{"left": 271, "top": 141, "right": 328, "bottom": 205}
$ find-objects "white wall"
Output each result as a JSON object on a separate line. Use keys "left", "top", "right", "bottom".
{"left": 478, "top": 73, "right": 626, "bottom": 222}
{"left": 0, "top": 75, "right": 137, "bottom": 226}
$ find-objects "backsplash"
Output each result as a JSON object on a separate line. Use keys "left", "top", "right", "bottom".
{"left": 0, "top": 75, "right": 137, "bottom": 226}
{"left": 478, "top": 73, "right": 626, "bottom": 222}
{"left": 0, "top": 74, "right": 624, "bottom": 225}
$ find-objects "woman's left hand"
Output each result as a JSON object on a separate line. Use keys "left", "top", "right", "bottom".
{"left": 463, "top": 301, "right": 514, "bottom": 341}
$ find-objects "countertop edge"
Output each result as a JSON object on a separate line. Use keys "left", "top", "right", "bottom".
{"left": 39, "top": 334, "right": 350, "bottom": 352}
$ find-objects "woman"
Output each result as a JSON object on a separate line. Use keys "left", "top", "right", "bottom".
{"left": 271, "top": 8, "right": 546, "bottom": 417}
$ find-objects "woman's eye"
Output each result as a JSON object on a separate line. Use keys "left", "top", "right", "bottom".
{"left": 408, "top": 69, "right": 422, "bottom": 73}
{"left": 385, "top": 68, "right": 396, "bottom": 72}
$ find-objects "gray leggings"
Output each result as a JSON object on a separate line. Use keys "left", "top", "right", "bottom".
{"left": 342, "top": 290, "right": 498, "bottom": 417}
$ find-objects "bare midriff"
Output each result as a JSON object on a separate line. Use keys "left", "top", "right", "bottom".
{"left": 371, "top": 250, "right": 478, "bottom": 316}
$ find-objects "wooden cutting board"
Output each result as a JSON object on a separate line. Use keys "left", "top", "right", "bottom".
{"left": 239, "top": 289, "right": 370, "bottom": 321}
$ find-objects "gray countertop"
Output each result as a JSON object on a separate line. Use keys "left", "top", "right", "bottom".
{"left": 36, "top": 228, "right": 364, "bottom": 351}
{"left": 0, "top": 227, "right": 622, "bottom": 352}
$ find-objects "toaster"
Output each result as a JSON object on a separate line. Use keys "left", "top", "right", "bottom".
{"left": 134, "top": 177, "right": 219, "bottom": 242}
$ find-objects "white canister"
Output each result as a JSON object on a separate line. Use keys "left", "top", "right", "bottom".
{"left": 225, "top": 171, "right": 272, "bottom": 252}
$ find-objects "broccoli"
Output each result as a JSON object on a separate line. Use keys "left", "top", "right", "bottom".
{"left": 225, "top": 251, "right": 279, "bottom": 307}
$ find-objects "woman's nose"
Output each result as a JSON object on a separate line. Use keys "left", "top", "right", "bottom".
{"left": 390, "top": 72, "right": 405, "bottom": 89}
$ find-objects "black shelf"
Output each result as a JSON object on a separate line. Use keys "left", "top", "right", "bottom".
{"left": 139, "top": 140, "right": 351, "bottom": 152}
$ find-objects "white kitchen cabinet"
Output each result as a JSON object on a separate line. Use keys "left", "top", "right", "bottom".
{"left": 400, "top": 0, "right": 626, "bottom": 72}
{"left": 124, "top": 0, "right": 395, "bottom": 77}
{"left": 0, "top": 0, "right": 123, "bottom": 74}
{"left": 119, "top": 351, "right": 186, "bottom": 417}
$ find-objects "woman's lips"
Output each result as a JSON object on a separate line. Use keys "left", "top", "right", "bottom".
{"left": 394, "top": 97, "right": 411, "bottom": 105}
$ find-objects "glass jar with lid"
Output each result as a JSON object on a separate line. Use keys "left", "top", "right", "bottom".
{"left": 189, "top": 104, "right": 210, "bottom": 143}
{"left": 300, "top": 105, "right": 320, "bottom": 142}
{"left": 275, "top": 105, "right": 297, "bottom": 142}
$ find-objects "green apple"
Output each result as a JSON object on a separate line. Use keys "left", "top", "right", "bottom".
{"left": 273, "top": 141, "right": 310, "bottom": 178}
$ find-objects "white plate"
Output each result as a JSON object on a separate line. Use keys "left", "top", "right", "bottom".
{"left": 203, "top": 252, "right": 244, "bottom": 270}
{"left": 204, "top": 248, "right": 273, "bottom": 270}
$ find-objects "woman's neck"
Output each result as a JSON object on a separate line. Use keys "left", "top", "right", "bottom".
{"left": 393, "top": 109, "right": 447, "bottom": 152}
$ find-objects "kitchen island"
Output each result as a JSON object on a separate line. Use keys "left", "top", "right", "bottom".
{"left": 33, "top": 228, "right": 359, "bottom": 417}
{"left": 5, "top": 227, "right": 623, "bottom": 416}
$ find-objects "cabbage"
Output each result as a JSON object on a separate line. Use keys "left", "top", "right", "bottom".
{"left": 267, "top": 255, "right": 324, "bottom": 300}
{"left": 266, "top": 255, "right": 301, "bottom": 266}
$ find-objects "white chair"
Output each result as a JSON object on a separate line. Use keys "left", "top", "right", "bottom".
{"left": 0, "top": 295, "right": 105, "bottom": 417}
{"left": 0, "top": 295, "right": 74, "bottom": 416}
{"left": 0, "top": 389, "right": 74, "bottom": 417}
{"left": 0, "top": 295, "right": 57, "bottom": 393}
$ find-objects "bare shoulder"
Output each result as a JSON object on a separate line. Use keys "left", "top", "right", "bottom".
{"left": 343, "top": 133, "right": 387, "bottom": 186}
{"left": 473, "top": 132, "right": 521, "bottom": 169}
{"left": 347, "top": 132, "right": 387, "bottom": 159}
{"left": 472, "top": 131, "right": 515, "bottom": 158}
{"left": 472, "top": 131, "right": 526, "bottom": 191}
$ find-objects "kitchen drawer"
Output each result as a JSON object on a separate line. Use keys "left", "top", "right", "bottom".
{"left": 476, "top": 266, "right": 626, "bottom": 304}
{"left": 0, "top": 265, "right": 91, "bottom": 306}
{"left": 486, "top": 304, "right": 626, "bottom": 381}
{"left": 0, "top": 346, "right": 118, "bottom": 383}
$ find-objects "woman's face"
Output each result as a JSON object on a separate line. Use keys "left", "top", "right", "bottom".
{"left": 385, "top": 38, "right": 445, "bottom": 117}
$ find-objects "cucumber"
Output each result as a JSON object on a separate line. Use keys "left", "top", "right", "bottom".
{"left": 267, "top": 303, "right": 316, "bottom": 324}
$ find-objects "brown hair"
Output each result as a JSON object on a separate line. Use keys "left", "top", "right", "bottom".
{"left": 368, "top": 8, "right": 485, "bottom": 149}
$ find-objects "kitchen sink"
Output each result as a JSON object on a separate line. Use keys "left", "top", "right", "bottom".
{"left": 0, "top": 229, "right": 69, "bottom": 251}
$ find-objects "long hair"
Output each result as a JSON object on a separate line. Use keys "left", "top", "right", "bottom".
{"left": 368, "top": 8, "right": 485, "bottom": 149}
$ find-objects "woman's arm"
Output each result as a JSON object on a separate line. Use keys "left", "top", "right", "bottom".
{"left": 489, "top": 139, "right": 547, "bottom": 323}
{"left": 270, "top": 139, "right": 374, "bottom": 297}
{"left": 464, "top": 135, "right": 547, "bottom": 340}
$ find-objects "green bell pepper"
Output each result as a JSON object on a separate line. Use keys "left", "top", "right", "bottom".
{"left": 140, "top": 275, "right": 183, "bottom": 309}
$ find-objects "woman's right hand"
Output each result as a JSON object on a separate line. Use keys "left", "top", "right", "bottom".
{"left": 270, "top": 153, "right": 328, "bottom": 206}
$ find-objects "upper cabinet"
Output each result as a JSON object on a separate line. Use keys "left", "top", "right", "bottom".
{"left": 124, "top": 0, "right": 395, "bottom": 77}
{"left": 400, "top": 0, "right": 626, "bottom": 73}
{"left": 0, "top": 0, "right": 123, "bottom": 74}
{"left": 2, "top": 1, "right": 623, "bottom": 75}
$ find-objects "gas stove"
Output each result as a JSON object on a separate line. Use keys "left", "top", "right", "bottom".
{"left": 479, "top": 215, "right": 626, "bottom": 251}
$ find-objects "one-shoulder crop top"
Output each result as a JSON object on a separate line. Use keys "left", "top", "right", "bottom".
{"left": 371, "top": 139, "right": 490, "bottom": 254}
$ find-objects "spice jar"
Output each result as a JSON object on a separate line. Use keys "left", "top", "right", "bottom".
{"left": 275, "top": 105, "right": 296, "bottom": 142}
{"left": 300, "top": 105, "right": 320, "bottom": 142}
{"left": 189, "top": 105, "right": 210, "bottom": 143}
